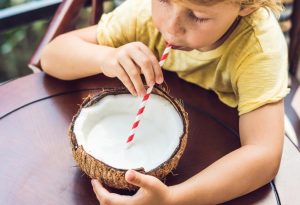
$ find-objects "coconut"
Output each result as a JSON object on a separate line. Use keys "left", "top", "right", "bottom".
{"left": 68, "top": 86, "right": 188, "bottom": 190}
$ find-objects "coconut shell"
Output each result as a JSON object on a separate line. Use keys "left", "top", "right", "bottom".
{"left": 68, "top": 85, "right": 189, "bottom": 190}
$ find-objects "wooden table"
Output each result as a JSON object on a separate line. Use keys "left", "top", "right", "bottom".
{"left": 0, "top": 71, "right": 299, "bottom": 205}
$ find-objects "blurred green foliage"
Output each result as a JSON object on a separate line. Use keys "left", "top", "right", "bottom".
{"left": 0, "top": 21, "right": 49, "bottom": 83}
{"left": 0, "top": 0, "right": 31, "bottom": 9}
{"left": 0, "top": 0, "right": 48, "bottom": 83}
{"left": 0, "top": 0, "right": 118, "bottom": 83}
{"left": 0, "top": 0, "right": 117, "bottom": 83}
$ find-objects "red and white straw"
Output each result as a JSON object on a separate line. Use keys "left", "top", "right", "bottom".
{"left": 126, "top": 44, "right": 172, "bottom": 144}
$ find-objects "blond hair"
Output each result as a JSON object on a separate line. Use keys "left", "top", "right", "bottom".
{"left": 181, "top": 0, "right": 283, "bottom": 15}
{"left": 240, "top": 0, "right": 283, "bottom": 15}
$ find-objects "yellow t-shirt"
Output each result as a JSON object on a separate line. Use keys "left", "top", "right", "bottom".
{"left": 96, "top": 0, "right": 290, "bottom": 115}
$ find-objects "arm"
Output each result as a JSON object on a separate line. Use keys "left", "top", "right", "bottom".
{"left": 41, "top": 26, "right": 163, "bottom": 96}
{"left": 41, "top": 25, "right": 112, "bottom": 80}
{"left": 170, "top": 100, "right": 284, "bottom": 204}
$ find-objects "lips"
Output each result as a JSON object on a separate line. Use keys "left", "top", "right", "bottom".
{"left": 164, "top": 39, "right": 193, "bottom": 51}
{"left": 169, "top": 44, "right": 193, "bottom": 51}
{"left": 170, "top": 45, "right": 182, "bottom": 49}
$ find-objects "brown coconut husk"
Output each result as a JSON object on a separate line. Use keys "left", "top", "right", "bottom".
{"left": 68, "top": 85, "right": 189, "bottom": 190}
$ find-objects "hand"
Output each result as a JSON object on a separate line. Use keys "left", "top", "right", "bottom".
{"left": 91, "top": 170, "right": 173, "bottom": 205}
{"left": 101, "top": 42, "right": 164, "bottom": 97}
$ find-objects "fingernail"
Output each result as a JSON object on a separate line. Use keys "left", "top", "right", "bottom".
{"left": 157, "top": 77, "right": 164, "bottom": 84}
{"left": 149, "top": 81, "right": 155, "bottom": 87}
{"left": 91, "top": 179, "right": 96, "bottom": 185}
{"left": 126, "top": 170, "right": 136, "bottom": 182}
{"left": 139, "top": 91, "right": 146, "bottom": 97}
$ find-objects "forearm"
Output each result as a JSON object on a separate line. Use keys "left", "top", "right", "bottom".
{"left": 41, "top": 33, "right": 114, "bottom": 80}
{"left": 170, "top": 145, "right": 281, "bottom": 205}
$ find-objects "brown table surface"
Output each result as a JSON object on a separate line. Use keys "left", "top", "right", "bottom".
{"left": 0, "top": 71, "right": 299, "bottom": 205}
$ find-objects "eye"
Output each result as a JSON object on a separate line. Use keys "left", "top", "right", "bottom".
{"left": 158, "top": 0, "right": 168, "bottom": 3}
{"left": 188, "top": 11, "right": 210, "bottom": 23}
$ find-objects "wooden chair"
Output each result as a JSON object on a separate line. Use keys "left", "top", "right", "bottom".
{"left": 289, "top": 0, "right": 300, "bottom": 76}
{"left": 28, "top": 0, "right": 106, "bottom": 72}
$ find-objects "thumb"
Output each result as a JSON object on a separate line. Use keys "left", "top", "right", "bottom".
{"left": 125, "top": 170, "right": 158, "bottom": 189}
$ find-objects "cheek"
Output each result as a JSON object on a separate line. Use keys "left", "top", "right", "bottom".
{"left": 207, "top": 23, "right": 228, "bottom": 39}
{"left": 200, "top": 17, "right": 236, "bottom": 41}
{"left": 151, "top": 2, "right": 163, "bottom": 31}
{"left": 152, "top": 14, "right": 161, "bottom": 31}
{"left": 184, "top": 25, "right": 221, "bottom": 47}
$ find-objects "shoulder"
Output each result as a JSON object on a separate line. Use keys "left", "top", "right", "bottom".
{"left": 225, "top": 8, "right": 288, "bottom": 75}
{"left": 104, "top": 0, "right": 164, "bottom": 57}
{"left": 242, "top": 8, "right": 287, "bottom": 53}
{"left": 226, "top": 8, "right": 287, "bottom": 57}
{"left": 98, "top": 0, "right": 152, "bottom": 26}
{"left": 96, "top": 0, "right": 154, "bottom": 47}
{"left": 229, "top": 8, "right": 287, "bottom": 53}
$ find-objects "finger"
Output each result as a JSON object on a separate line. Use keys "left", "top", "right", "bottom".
{"left": 127, "top": 45, "right": 156, "bottom": 87}
{"left": 116, "top": 64, "right": 137, "bottom": 96}
{"left": 119, "top": 55, "right": 146, "bottom": 97}
{"left": 91, "top": 179, "right": 111, "bottom": 204}
{"left": 125, "top": 170, "right": 160, "bottom": 190}
{"left": 137, "top": 42, "right": 164, "bottom": 84}
{"left": 91, "top": 179, "right": 131, "bottom": 205}
{"left": 130, "top": 49, "right": 155, "bottom": 87}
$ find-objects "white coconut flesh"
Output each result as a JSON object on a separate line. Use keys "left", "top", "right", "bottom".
{"left": 73, "top": 94, "right": 184, "bottom": 172}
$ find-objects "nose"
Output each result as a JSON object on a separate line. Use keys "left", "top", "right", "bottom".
{"left": 164, "top": 32, "right": 180, "bottom": 46}
{"left": 165, "top": 11, "right": 186, "bottom": 37}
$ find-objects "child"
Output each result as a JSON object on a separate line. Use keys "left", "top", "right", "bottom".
{"left": 41, "top": 0, "right": 290, "bottom": 204}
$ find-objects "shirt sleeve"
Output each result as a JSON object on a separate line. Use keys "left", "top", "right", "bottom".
{"left": 235, "top": 51, "right": 290, "bottom": 115}
{"left": 96, "top": 0, "right": 165, "bottom": 59}
{"left": 96, "top": 0, "right": 138, "bottom": 47}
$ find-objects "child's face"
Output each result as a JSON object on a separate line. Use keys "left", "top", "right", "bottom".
{"left": 152, "top": 0, "right": 244, "bottom": 51}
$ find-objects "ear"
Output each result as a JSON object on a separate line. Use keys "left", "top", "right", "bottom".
{"left": 239, "top": 6, "right": 257, "bottom": 16}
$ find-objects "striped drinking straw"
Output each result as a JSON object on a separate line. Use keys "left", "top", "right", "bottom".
{"left": 126, "top": 44, "right": 172, "bottom": 144}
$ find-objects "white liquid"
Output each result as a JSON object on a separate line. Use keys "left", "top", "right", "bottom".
{"left": 74, "top": 94, "right": 184, "bottom": 172}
